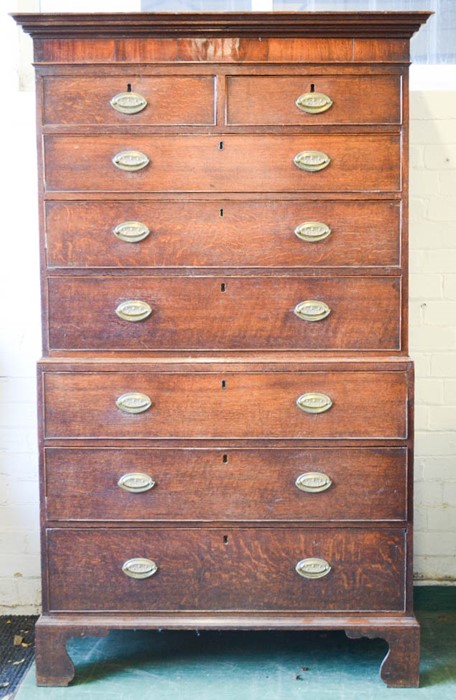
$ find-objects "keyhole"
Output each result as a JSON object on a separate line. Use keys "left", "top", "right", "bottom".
{"left": 310, "top": 83, "right": 315, "bottom": 92}
{"left": 218, "top": 141, "right": 224, "bottom": 150}
{"left": 223, "top": 535, "right": 229, "bottom": 545}
{"left": 222, "top": 454, "right": 228, "bottom": 463}
{"left": 127, "top": 83, "right": 132, "bottom": 92}
{"left": 221, "top": 380, "right": 227, "bottom": 389}
{"left": 221, "top": 283, "right": 226, "bottom": 292}
{"left": 220, "top": 208, "right": 224, "bottom": 217}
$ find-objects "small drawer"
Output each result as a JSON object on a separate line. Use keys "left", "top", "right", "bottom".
{"left": 43, "top": 133, "right": 401, "bottom": 193}
{"left": 45, "top": 527, "right": 406, "bottom": 612}
{"left": 226, "top": 74, "right": 401, "bottom": 125}
{"left": 45, "top": 200, "right": 401, "bottom": 269}
{"left": 47, "top": 275, "right": 401, "bottom": 351}
{"left": 41, "top": 368, "right": 408, "bottom": 440}
{"left": 43, "top": 75, "right": 216, "bottom": 126}
{"left": 44, "top": 447, "right": 408, "bottom": 522}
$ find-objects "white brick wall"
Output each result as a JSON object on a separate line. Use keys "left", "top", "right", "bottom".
{"left": 410, "top": 91, "right": 456, "bottom": 584}
{"left": 0, "top": 2, "right": 41, "bottom": 613}
{"left": 1, "top": 3, "right": 455, "bottom": 612}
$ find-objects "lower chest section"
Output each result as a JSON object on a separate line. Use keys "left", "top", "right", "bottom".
{"left": 40, "top": 360, "right": 412, "bottom": 616}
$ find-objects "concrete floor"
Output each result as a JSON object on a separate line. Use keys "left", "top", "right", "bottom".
{"left": 14, "top": 588, "right": 456, "bottom": 700}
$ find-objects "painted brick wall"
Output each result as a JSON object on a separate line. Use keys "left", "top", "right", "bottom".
{"left": 1, "top": 7, "right": 455, "bottom": 612}
{"left": 410, "top": 91, "right": 456, "bottom": 583}
{"left": 0, "top": 6, "right": 41, "bottom": 613}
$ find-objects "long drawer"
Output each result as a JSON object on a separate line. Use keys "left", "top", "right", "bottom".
{"left": 41, "top": 369, "right": 408, "bottom": 440}
{"left": 44, "top": 447, "right": 408, "bottom": 522}
{"left": 43, "top": 133, "right": 401, "bottom": 193}
{"left": 45, "top": 527, "right": 406, "bottom": 612}
{"left": 45, "top": 200, "right": 401, "bottom": 269}
{"left": 226, "top": 74, "right": 401, "bottom": 125}
{"left": 47, "top": 275, "right": 401, "bottom": 351}
{"left": 43, "top": 75, "right": 216, "bottom": 126}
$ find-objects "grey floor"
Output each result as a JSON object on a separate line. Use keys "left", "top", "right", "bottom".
{"left": 14, "top": 588, "right": 456, "bottom": 699}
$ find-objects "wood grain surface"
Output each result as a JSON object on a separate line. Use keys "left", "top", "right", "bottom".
{"left": 43, "top": 74, "right": 216, "bottom": 126}
{"left": 42, "top": 369, "right": 408, "bottom": 440}
{"left": 45, "top": 200, "right": 401, "bottom": 269}
{"left": 45, "top": 526, "right": 406, "bottom": 612}
{"left": 226, "top": 74, "right": 401, "bottom": 125}
{"left": 46, "top": 275, "right": 401, "bottom": 351}
{"left": 43, "top": 133, "right": 401, "bottom": 193}
{"left": 44, "top": 446, "right": 408, "bottom": 522}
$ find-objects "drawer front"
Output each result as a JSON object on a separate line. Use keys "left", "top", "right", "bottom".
{"left": 42, "top": 370, "right": 408, "bottom": 440}
{"left": 43, "top": 75, "right": 216, "bottom": 126}
{"left": 45, "top": 527, "right": 406, "bottom": 612}
{"left": 45, "top": 200, "right": 401, "bottom": 269}
{"left": 226, "top": 74, "right": 401, "bottom": 125}
{"left": 47, "top": 276, "right": 401, "bottom": 351}
{"left": 44, "top": 447, "right": 407, "bottom": 522}
{"left": 43, "top": 134, "right": 401, "bottom": 193}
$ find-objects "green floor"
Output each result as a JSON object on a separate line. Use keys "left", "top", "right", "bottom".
{"left": 15, "top": 588, "right": 456, "bottom": 700}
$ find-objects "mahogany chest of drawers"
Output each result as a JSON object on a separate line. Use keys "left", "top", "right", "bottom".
{"left": 14, "top": 11, "right": 429, "bottom": 688}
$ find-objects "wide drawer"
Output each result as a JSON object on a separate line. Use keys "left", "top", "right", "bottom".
{"left": 47, "top": 275, "right": 401, "bottom": 352}
{"left": 226, "top": 74, "right": 401, "bottom": 125}
{"left": 41, "top": 370, "right": 408, "bottom": 440}
{"left": 45, "top": 527, "right": 406, "bottom": 612}
{"left": 45, "top": 200, "right": 401, "bottom": 269}
{"left": 44, "top": 447, "right": 407, "bottom": 522}
{"left": 43, "top": 133, "right": 401, "bottom": 193}
{"left": 43, "top": 75, "right": 216, "bottom": 126}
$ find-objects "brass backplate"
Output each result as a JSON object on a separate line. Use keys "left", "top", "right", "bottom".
{"left": 296, "top": 557, "right": 331, "bottom": 579}
{"left": 294, "top": 221, "right": 331, "bottom": 243}
{"left": 296, "top": 92, "right": 333, "bottom": 114}
{"left": 115, "top": 300, "right": 152, "bottom": 322}
{"left": 294, "top": 300, "right": 331, "bottom": 322}
{"left": 113, "top": 221, "right": 150, "bottom": 243}
{"left": 295, "top": 472, "right": 333, "bottom": 493}
{"left": 110, "top": 91, "right": 148, "bottom": 115}
{"left": 118, "top": 473, "right": 155, "bottom": 493}
{"left": 112, "top": 150, "right": 150, "bottom": 172}
{"left": 116, "top": 392, "right": 152, "bottom": 414}
{"left": 296, "top": 392, "right": 333, "bottom": 414}
{"left": 122, "top": 558, "right": 158, "bottom": 579}
{"left": 293, "top": 151, "right": 331, "bottom": 172}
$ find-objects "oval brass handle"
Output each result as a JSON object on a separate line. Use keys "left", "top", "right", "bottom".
{"left": 296, "top": 558, "right": 331, "bottom": 579}
{"left": 294, "top": 300, "right": 331, "bottom": 322}
{"left": 293, "top": 151, "right": 331, "bottom": 172}
{"left": 115, "top": 300, "right": 152, "bottom": 322}
{"left": 295, "top": 472, "right": 332, "bottom": 493}
{"left": 116, "top": 392, "right": 152, "bottom": 414}
{"left": 296, "top": 92, "right": 333, "bottom": 114}
{"left": 296, "top": 392, "right": 332, "bottom": 414}
{"left": 118, "top": 473, "right": 155, "bottom": 493}
{"left": 122, "top": 558, "right": 158, "bottom": 579}
{"left": 113, "top": 150, "right": 150, "bottom": 172}
{"left": 110, "top": 91, "right": 148, "bottom": 115}
{"left": 294, "top": 221, "right": 331, "bottom": 243}
{"left": 113, "top": 221, "right": 150, "bottom": 243}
